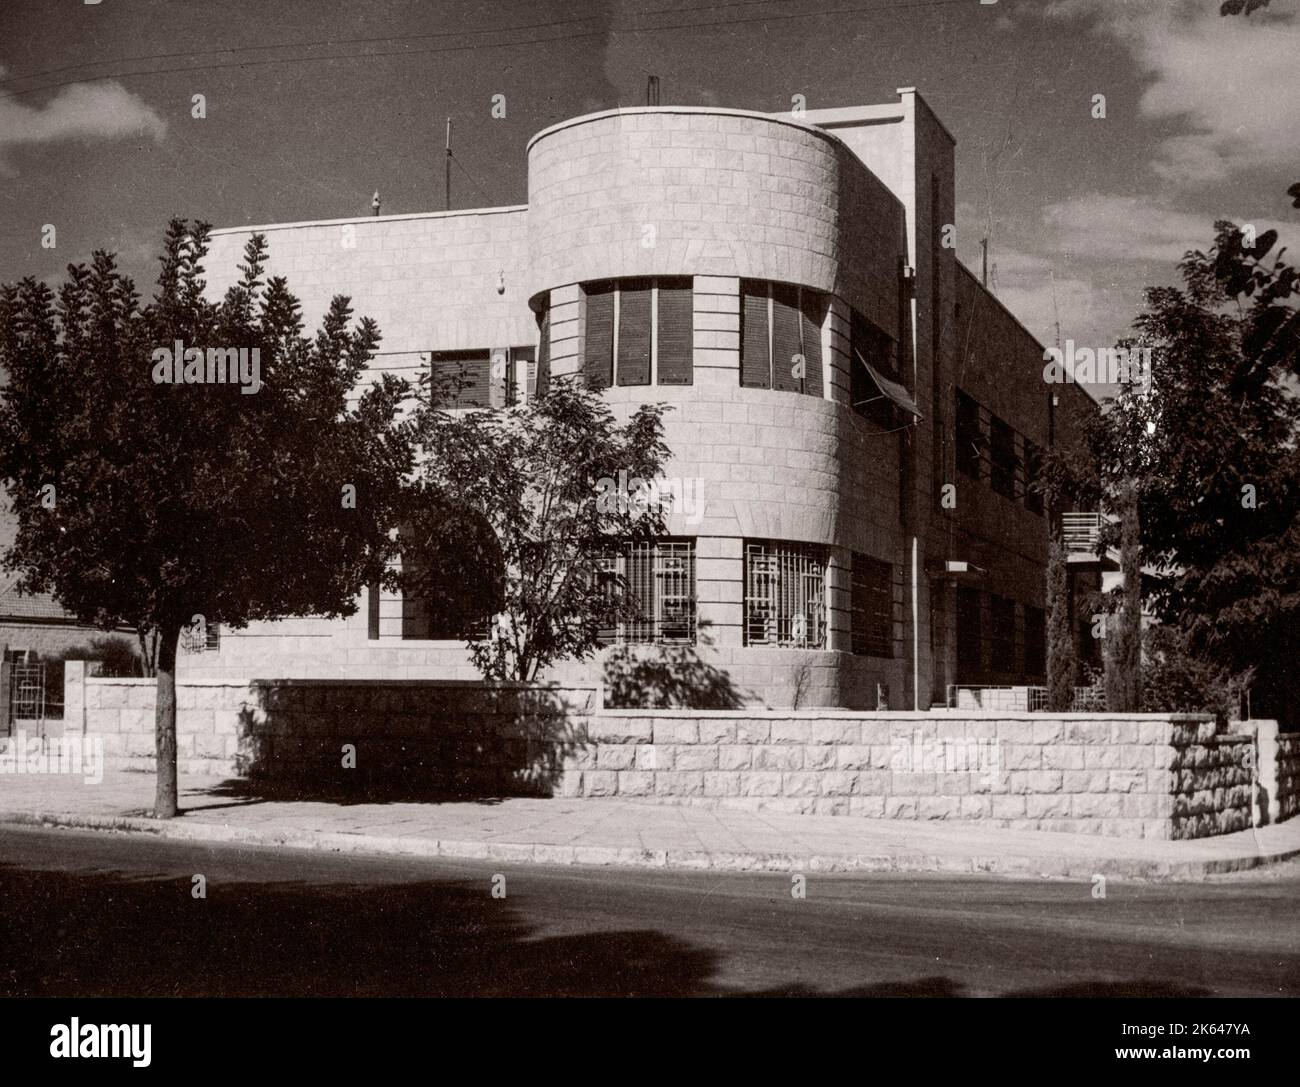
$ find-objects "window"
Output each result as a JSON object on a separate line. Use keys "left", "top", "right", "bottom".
{"left": 991, "top": 595, "right": 1016, "bottom": 673}
{"left": 181, "top": 622, "right": 221, "bottom": 653}
{"left": 617, "top": 278, "right": 652, "bottom": 386}
{"left": 583, "top": 280, "right": 615, "bottom": 388}
{"left": 956, "top": 587, "right": 982, "bottom": 676}
{"left": 851, "top": 554, "right": 894, "bottom": 657}
{"left": 739, "top": 280, "right": 824, "bottom": 397}
{"left": 430, "top": 350, "right": 492, "bottom": 409}
{"left": 1023, "top": 438, "right": 1043, "bottom": 516}
{"left": 657, "top": 277, "right": 694, "bottom": 385}
{"left": 1024, "top": 604, "right": 1046, "bottom": 677}
{"left": 989, "top": 414, "right": 1018, "bottom": 499}
{"left": 534, "top": 300, "right": 551, "bottom": 399}
{"left": 428, "top": 348, "right": 537, "bottom": 409}
{"left": 582, "top": 278, "right": 694, "bottom": 388}
{"left": 596, "top": 539, "right": 696, "bottom": 645}
{"left": 955, "top": 389, "right": 982, "bottom": 479}
{"left": 744, "top": 541, "right": 827, "bottom": 648}
{"left": 850, "top": 309, "right": 900, "bottom": 428}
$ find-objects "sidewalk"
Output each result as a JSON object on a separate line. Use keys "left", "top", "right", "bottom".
{"left": 2, "top": 771, "right": 1298, "bottom": 880}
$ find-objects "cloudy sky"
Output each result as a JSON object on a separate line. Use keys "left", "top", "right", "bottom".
{"left": 0, "top": 0, "right": 1296, "bottom": 357}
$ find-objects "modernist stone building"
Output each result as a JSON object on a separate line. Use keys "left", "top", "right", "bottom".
{"left": 193, "top": 89, "right": 1097, "bottom": 709}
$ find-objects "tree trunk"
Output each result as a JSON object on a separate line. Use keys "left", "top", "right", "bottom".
{"left": 154, "top": 622, "right": 181, "bottom": 818}
{"left": 1046, "top": 531, "right": 1077, "bottom": 713}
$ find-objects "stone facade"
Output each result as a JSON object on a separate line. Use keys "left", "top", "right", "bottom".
{"left": 192, "top": 91, "right": 1100, "bottom": 709}
{"left": 68, "top": 667, "right": 1265, "bottom": 840}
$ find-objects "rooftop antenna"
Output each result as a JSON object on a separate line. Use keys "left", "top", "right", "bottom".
{"left": 445, "top": 117, "right": 452, "bottom": 211}
{"left": 647, "top": 75, "right": 660, "bottom": 106}
{"left": 371, "top": 191, "right": 381, "bottom": 216}
{"left": 980, "top": 237, "right": 989, "bottom": 288}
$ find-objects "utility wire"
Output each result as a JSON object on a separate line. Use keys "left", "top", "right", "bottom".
{"left": 0, "top": 0, "right": 969, "bottom": 103}
{"left": 0, "top": 0, "right": 798, "bottom": 94}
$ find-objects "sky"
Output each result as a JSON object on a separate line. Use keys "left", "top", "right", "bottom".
{"left": 0, "top": 0, "right": 1297, "bottom": 362}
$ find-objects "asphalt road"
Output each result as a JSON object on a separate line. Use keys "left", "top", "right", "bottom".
{"left": 1, "top": 825, "right": 1296, "bottom": 997}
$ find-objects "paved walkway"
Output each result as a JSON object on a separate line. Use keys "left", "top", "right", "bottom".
{"left": 2, "top": 771, "right": 1298, "bottom": 879}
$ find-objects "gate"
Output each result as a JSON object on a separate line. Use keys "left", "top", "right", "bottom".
{"left": 4, "top": 660, "right": 48, "bottom": 738}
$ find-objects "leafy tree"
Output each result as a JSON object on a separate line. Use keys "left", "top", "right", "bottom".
{"left": 410, "top": 376, "right": 670, "bottom": 682}
{"left": 0, "top": 219, "right": 414, "bottom": 816}
{"left": 1061, "top": 223, "right": 1300, "bottom": 723}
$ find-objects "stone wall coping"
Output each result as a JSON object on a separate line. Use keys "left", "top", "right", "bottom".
{"left": 209, "top": 204, "right": 528, "bottom": 237}
{"left": 527, "top": 105, "right": 854, "bottom": 158}
{"left": 82, "top": 675, "right": 598, "bottom": 692}
{"left": 597, "top": 709, "right": 1215, "bottom": 721}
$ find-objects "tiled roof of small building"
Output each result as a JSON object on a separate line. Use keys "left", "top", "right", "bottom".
{"left": 0, "top": 579, "right": 78, "bottom": 622}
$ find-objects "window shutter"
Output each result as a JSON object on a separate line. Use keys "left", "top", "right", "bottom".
{"left": 656, "top": 277, "right": 694, "bottom": 385}
{"left": 740, "top": 280, "right": 770, "bottom": 388}
{"left": 771, "top": 283, "right": 802, "bottom": 393}
{"left": 431, "top": 351, "right": 491, "bottom": 409}
{"left": 583, "top": 281, "right": 614, "bottom": 389}
{"left": 489, "top": 347, "right": 510, "bottom": 408}
{"left": 617, "top": 278, "right": 652, "bottom": 386}
{"left": 535, "top": 302, "right": 550, "bottom": 399}
{"left": 799, "top": 289, "right": 824, "bottom": 398}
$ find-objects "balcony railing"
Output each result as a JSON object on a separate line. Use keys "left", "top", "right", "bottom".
{"left": 1061, "top": 512, "right": 1102, "bottom": 555}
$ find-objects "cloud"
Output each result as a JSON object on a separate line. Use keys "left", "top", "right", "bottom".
{"left": 1043, "top": 0, "right": 1300, "bottom": 185}
{"left": 0, "top": 80, "right": 166, "bottom": 174}
{"left": 1040, "top": 192, "right": 1297, "bottom": 265}
{"left": 959, "top": 193, "right": 1298, "bottom": 357}
{"left": 978, "top": 246, "right": 1118, "bottom": 351}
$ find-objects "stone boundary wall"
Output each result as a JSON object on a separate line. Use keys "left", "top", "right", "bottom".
{"left": 60, "top": 666, "right": 1265, "bottom": 840}
{"left": 1277, "top": 733, "right": 1300, "bottom": 822}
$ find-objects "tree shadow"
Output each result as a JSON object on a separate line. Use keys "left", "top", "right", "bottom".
{"left": 221, "top": 680, "right": 589, "bottom": 806}
{"left": 0, "top": 860, "right": 719, "bottom": 998}
{"left": 602, "top": 638, "right": 748, "bottom": 710}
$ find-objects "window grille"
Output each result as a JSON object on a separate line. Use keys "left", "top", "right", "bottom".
{"left": 181, "top": 622, "right": 221, "bottom": 653}
{"left": 597, "top": 540, "right": 696, "bottom": 645}
{"left": 744, "top": 541, "right": 827, "bottom": 648}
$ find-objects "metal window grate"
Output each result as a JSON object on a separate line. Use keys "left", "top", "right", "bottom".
{"left": 181, "top": 622, "right": 221, "bottom": 654}
{"left": 745, "top": 541, "right": 826, "bottom": 648}
{"left": 599, "top": 540, "right": 696, "bottom": 646}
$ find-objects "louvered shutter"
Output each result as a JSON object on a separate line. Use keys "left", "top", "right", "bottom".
{"left": 799, "top": 289, "right": 824, "bottom": 398}
{"left": 535, "top": 302, "right": 550, "bottom": 400}
{"left": 489, "top": 347, "right": 510, "bottom": 408}
{"left": 431, "top": 351, "right": 491, "bottom": 409}
{"left": 617, "top": 278, "right": 652, "bottom": 386}
{"left": 656, "top": 277, "right": 693, "bottom": 385}
{"left": 740, "top": 280, "right": 770, "bottom": 388}
{"left": 583, "top": 282, "right": 614, "bottom": 389}
{"left": 771, "top": 282, "right": 802, "bottom": 393}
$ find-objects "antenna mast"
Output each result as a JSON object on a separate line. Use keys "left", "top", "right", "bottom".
{"left": 445, "top": 118, "right": 452, "bottom": 212}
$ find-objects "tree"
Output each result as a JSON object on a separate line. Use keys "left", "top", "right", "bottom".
{"left": 0, "top": 220, "right": 414, "bottom": 816}
{"left": 410, "top": 376, "right": 670, "bottom": 682}
{"left": 1103, "top": 482, "right": 1142, "bottom": 712}
{"left": 1074, "top": 222, "right": 1300, "bottom": 723}
{"left": 1045, "top": 531, "right": 1076, "bottom": 712}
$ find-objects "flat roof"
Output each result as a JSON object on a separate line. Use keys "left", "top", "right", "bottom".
{"left": 209, "top": 204, "right": 527, "bottom": 238}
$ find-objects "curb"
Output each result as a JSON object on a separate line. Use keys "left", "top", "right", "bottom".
{"left": 3, "top": 809, "right": 1296, "bottom": 881}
